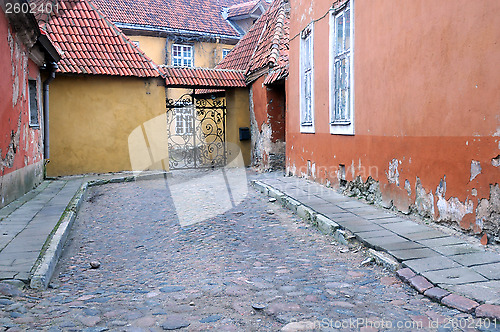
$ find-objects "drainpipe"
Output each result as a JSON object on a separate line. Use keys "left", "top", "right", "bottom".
{"left": 43, "top": 62, "right": 57, "bottom": 161}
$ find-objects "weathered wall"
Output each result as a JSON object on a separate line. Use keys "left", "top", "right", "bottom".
{"left": 129, "top": 35, "right": 168, "bottom": 65}
{"left": 287, "top": 0, "right": 500, "bottom": 239}
{"left": 0, "top": 11, "right": 44, "bottom": 208}
{"left": 126, "top": 35, "right": 235, "bottom": 68}
{"left": 226, "top": 88, "right": 251, "bottom": 166}
{"left": 250, "top": 75, "right": 286, "bottom": 171}
{"left": 47, "top": 75, "right": 167, "bottom": 176}
{"left": 169, "top": 39, "right": 234, "bottom": 69}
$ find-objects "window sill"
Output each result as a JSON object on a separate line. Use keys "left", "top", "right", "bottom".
{"left": 29, "top": 124, "right": 40, "bottom": 129}
{"left": 330, "top": 120, "right": 351, "bottom": 126}
{"left": 300, "top": 123, "right": 315, "bottom": 134}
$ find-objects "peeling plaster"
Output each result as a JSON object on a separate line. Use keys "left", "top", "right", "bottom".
{"left": 435, "top": 176, "right": 474, "bottom": 223}
{"left": 404, "top": 179, "right": 411, "bottom": 196}
{"left": 0, "top": 112, "right": 22, "bottom": 174}
{"left": 386, "top": 158, "right": 400, "bottom": 186}
{"left": 475, "top": 184, "right": 500, "bottom": 237}
{"left": 344, "top": 176, "right": 382, "bottom": 205}
{"left": 470, "top": 160, "right": 482, "bottom": 181}
{"left": 415, "top": 177, "right": 434, "bottom": 219}
{"left": 492, "top": 155, "right": 500, "bottom": 167}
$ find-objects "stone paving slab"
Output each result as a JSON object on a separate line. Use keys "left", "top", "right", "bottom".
{"left": 313, "top": 205, "right": 346, "bottom": 215}
{"left": 417, "top": 236, "right": 468, "bottom": 247}
{"left": 377, "top": 240, "right": 425, "bottom": 251}
{"left": 389, "top": 247, "right": 438, "bottom": 261}
{"left": 443, "top": 281, "right": 500, "bottom": 305}
{"left": 381, "top": 222, "right": 431, "bottom": 235}
{"left": 340, "top": 221, "right": 383, "bottom": 233}
{"left": 403, "top": 256, "right": 462, "bottom": 272}
{"left": 472, "top": 262, "right": 500, "bottom": 280}
{"left": 357, "top": 212, "right": 398, "bottom": 220}
{"left": 433, "top": 244, "right": 482, "bottom": 256}
{"left": 423, "top": 267, "right": 488, "bottom": 285}
{"left": 451, "top": 252, "right": 500, "bottom": 267}
{"left": 367, "top": 235, "right": 410, "bottom": 249}
{"left": 355, "top": 229, "right": 395, "bottom": 239}
{"left": 403, "top": 229, "right": 451, "bottom": 241}
{"left": 371, "top": 217, "right": 408, "bottom": 224}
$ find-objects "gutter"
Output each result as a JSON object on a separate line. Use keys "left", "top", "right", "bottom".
{"left": 114, "top": 22, "right": 241, "bottom": 43}
{"left": 43, "top": 62, "right": 58, "bottom": 160}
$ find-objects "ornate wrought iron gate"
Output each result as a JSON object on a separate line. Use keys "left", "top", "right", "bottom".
{"left": 166, "top": 94, "right": 227, "bottom": 169}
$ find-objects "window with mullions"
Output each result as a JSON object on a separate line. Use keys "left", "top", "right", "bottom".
{"left": 172, "top": 44, "right": 193, "bottom": 67}
{"left": 300, "top": 24, "right": 314, "bottom": 133}
{"left": 28, "top": 80, "right": 39, "bottom": 128}
{"left": 330, "top": 1, "right": 354, "bottom": 135}
{"left": 175, "top": 107, "right": 194, "bottom": 135}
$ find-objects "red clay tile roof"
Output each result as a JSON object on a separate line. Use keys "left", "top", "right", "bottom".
{"left": 227, "top": 0, "right": 267, "bottom": 19}
{"left": 92, "top": 0, "right": 250, "bottom": 38}
{"left": 217, "top": 0, "right": 288, "bottom": 84}
{"left": 163, "top": 67, "right": 246, "bottom": 88}
{"left": 40, "top": 0, "right": 163, "bottom": 77}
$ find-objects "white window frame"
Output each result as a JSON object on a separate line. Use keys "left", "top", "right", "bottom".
{"left": 299, "top": 23, "right": 315, "bottom": 133}
{"left": 172, "top": 44, "right": 194, "bottom": 67}
{"left": 28, "top": 80, "right": 39, "bottom": 128}
{"left": 222, "top": 48, "right": 231, "bottom": 59}
{"left": 329, "top": 1, "right": 354, "bottom": 135}
{"left": 175, "top": 106, "right": 194, "bottom": 135}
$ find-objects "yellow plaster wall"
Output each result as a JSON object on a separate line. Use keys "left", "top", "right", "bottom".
{"left": 127, "top": 36, "right": 235, "bottom": 68}
{"left": 226, "top": 88, "right": 251, "bottom": 167}
{"left": 129, "top": 36, "right": 167, "bottom": 65}
{"left": 47, "top": 75, "right": 167, "bottom": 176}
{"left": 164, "top": 40, "right": 234, "bottom": 68}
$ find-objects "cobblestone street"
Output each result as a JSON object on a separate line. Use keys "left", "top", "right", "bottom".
{"left": 1, "top": 170, "right": 497, "bottom": 331}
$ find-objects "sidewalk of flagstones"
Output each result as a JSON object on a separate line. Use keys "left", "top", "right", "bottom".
{"left": 252, "top": 176, "right": 500, "bottom": 321}
{"left": 0, "top": 171, "right": 169, "bottom": 289}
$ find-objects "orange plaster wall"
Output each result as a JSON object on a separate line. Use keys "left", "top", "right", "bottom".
{"left": 251, "top": 76, "right": 269, "bottom": 128}
{"left": 0, "top": 12, "right": 44, "bottom": 178}
{"left": 287, "top": 0, "right": 500, "bottom": 231}
{"left": 251, "top": 76, "right": 286, "bottom": 142}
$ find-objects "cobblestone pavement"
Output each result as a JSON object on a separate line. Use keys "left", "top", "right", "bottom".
{"left": 1, "top": 170, "right": 498, "bottom": 331}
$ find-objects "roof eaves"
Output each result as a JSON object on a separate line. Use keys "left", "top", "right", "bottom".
{"left": 114, "top": 22, "right": 241, "bottom": 42}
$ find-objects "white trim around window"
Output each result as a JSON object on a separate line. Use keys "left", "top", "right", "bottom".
{"left": 172, "top": 44, "right": 194, "bottom": 67}
{"left": 28, "top": 79, "right": 39, "bottom": 128}
{"left": 299, "top": 23, "right": 315, "bottom": 133}
{"left": 222, "top": 48, "right": 231, "bottom": 59}
{"left": 329, "top": 0, "right": 354, "bottom": 135}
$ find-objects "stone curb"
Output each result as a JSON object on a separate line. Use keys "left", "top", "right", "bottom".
{"left": 251, "top": 180, "right": 500, "bottom": 322}
{"left": 251, "top": 180, "right": 392, "bottom": 258}
{"left": 30, "top": 182, "right": 88, "bottom": 289}
{"left": 29, "top": 172, "right": 171, "bottom": 289}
